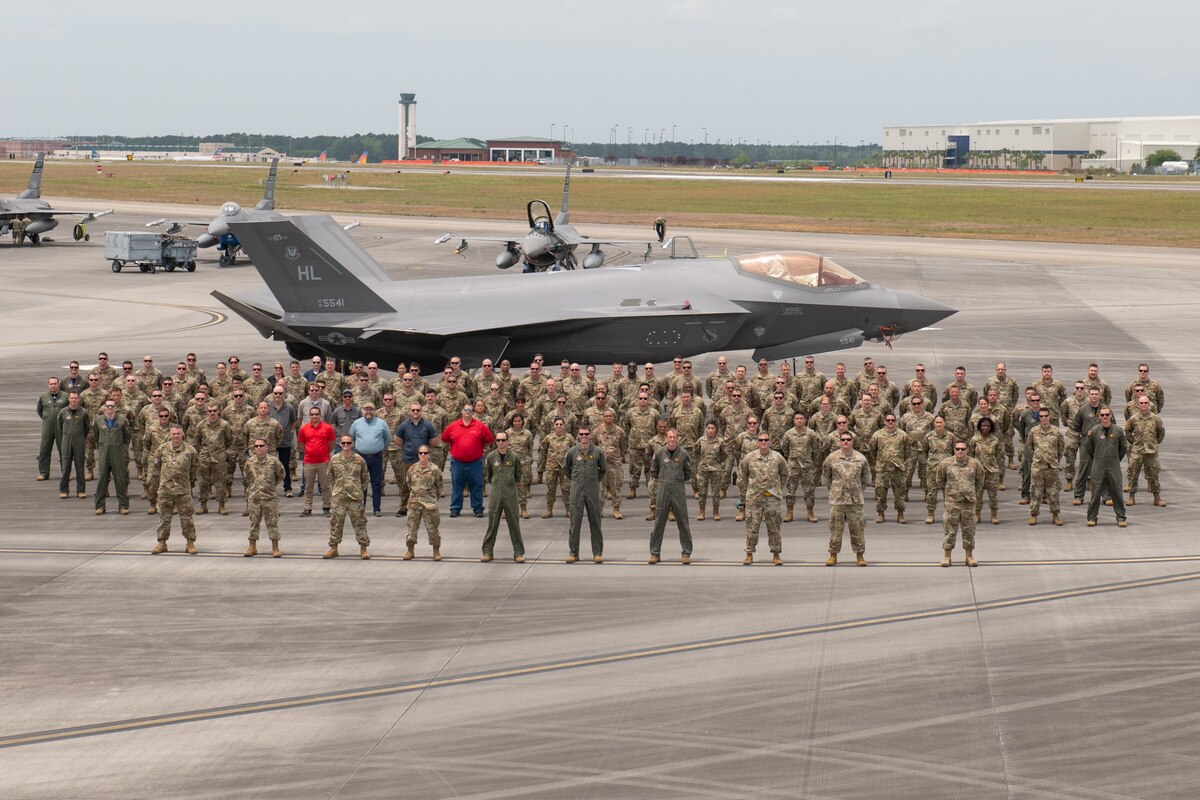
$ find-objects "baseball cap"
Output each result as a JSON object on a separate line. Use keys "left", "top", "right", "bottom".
{"left": 361, "top": 402, "right": 375, "bottom": 410}
{"left": 342, "top": 389, "right": 353, "bottom": 397}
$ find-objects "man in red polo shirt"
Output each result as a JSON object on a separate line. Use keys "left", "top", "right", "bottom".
{"left": 297, "top": 406, "right": 336, "bottom": 517}
{"left": 442, "top": 404, "right": 494, "bottom": 518}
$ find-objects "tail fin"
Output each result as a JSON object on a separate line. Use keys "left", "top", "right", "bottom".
{"left": 90, "top": 149, "right": 99, "bottom": 160}
{"left": 255, "top": 159, "right": 278, "bottom": 210}
{"left": 555, "top": 162, "right": 573, "bottom": 225}
{"left": 18, "top": 153, "right": 44, "bottom": 199}
{"left": 228, "top": 218, "right": 394, "bottom": 315}
{"left": 357, "top": 151, "right": 368, "bottom": 164}
{"left": 212, "top": 146, "right": 224, "bottom": 160}
{"left": 317, "top": 150, "right": 327, "bottom": 162}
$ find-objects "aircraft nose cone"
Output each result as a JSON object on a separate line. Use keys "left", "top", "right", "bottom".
{"left": 520, "top": 234, "right": 549, "bottom": 259}
{"left": 889, "top": 291, "right": 957, "bottom": 333}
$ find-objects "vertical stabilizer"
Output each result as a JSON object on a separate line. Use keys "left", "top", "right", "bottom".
{"left": 255, "top": 159, "right": 278, "bottom": 211}
{"left": 18, "top": 154, "right": 44, "bottom": 199}
{"left": 555, "top": 162, "right": 573, "bottom": 225}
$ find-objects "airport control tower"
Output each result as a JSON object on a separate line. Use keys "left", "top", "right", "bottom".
{"left": 398, "top": 94, "right": 417, "bottom": 159}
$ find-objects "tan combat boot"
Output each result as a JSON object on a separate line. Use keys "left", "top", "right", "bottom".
{"left": 323, "top": 545, "right": 339, "bottom": 559}
{"left": 875, "top": 513, "right": 885, "bottom": 524}
{"left": 151, "top": 540, "right": 168, "bottom": 555}
{"left": 219, "top": 502, "right": 228, "bottom": 515}
{"left": 896, "top": 511, "right": 906, "bottom": 525}
{"left": 965, "top": 550, "right": 978, "bottom": 567}
{"left": 1028, "top": 515, "right": 1038, "bottom": 525}
{"left": 565, "top": 553, "right": 578, "bottom": 563}
{"left": 1052, "top": 513, "right": 1063, "bottom": 526}
{"left": 360, "top": 544, "right": 370, "bottom": 560}
{"left": 271, "top": 540, "right": 282, "bottom": 558}
{"left": 772, "top": 552, "right": 783, "bottom": 566}
{"left": 825, "top": 553, "right": 837, "bottom": 566}
{"left": 645, "top": 510, "right": 656, "bottom": 521}
{"left": 925, "top": 512, "right": 934, "bottom": 524}
{"left": 480, "top": 553, "right": 494, "bottom": 562}
{"left": 712, "top": 500, "right": 721, "bottom": 521}
{"left": 784, "top": 502, "right": 794, "bottom": 523}
{"left": 614, "top": 508, "right": 624, "bottom": 520}
{"left": 244, "top": 541, "right": 257, "bottom": 557}
{"left": 1127, "top": 493, "right": 1135, "bottom": 506}
{"left": 1154, "top": 493, "right": 1167, "bottom": 507}
{"left": 626, "top": 489, "right": 636, "bottom": 499}
{"left": 940, "top": 549, "right": 952, "bottom": 567}
{"left": 196, "top": 501, "right": 208, "bottom": 515}
{"left": 147, "top": 504, "right": 157, "bottom": 514}
{"left": 542, "top": 508, "right": 553, "bottom": 518}
{"left": 185, "top": 541, "right": 198, "bottom": 555}
{"left": 856, "top": 552, "right": 867, "bottom": 567}
{"left": 432, "top": 546, "right": 442, "bottom": 561}
{"left": 520, "top": 502, "right": 529, "bottom": 520}
{"left": 403, "top": 544, "right": 415, "bottom": 560}
{"left": 991, "top": 512, "right": 1000, "bottom": 525}
{"left": 697, "top": 503, "right": 706, "bottom": 521}
{"left": 742, "top": 553, "right": 753, "bottom": 566}
{"left": 736, "top": 510, "right": 745, "bottom": 522}
{"left": 807, "top": 504, "right": 817, "bottom": 523}
{"left": 648, "top": 554, "right": 660, "bottom": 564}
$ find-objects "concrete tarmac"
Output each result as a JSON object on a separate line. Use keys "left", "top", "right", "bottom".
{"left": 2, "top": 204, "right": 1198, "bottom": 799}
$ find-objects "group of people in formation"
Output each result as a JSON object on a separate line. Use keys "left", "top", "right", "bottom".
{"left": 35, "top": 350, "right": 1166, "bottom": 567}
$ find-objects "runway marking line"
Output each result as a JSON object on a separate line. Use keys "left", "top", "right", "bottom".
{"left": 2, "top": 568, "right": 1199, "bottom": 750}
{"left": 1, "top": 546, "right": 1198, "bottom": 569}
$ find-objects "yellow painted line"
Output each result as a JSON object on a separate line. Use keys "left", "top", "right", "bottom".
{"left": 2, "top": 547, "right": 1199, "bottom": 569}
{"left": 2, "top": 568, "right": 1199, "bottom": 750}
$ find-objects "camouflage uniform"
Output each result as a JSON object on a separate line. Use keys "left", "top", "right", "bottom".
{"left": 539, "top": 429, "right": 575, "bottom": 515}
{"left": 328, "top": 452, "right": 370, "bottom": 547}
{"left": 848, "top": 405, "right": 883, "bottom": 470}
{"left": 692, "top": 433, "right": 727, "bottom": 518}
{"left": 644, "top": 430, "right": 669, "bottom": 518}
{"left": 242, "top": 376, "right": 271, "bottom": 405}
{"left": 1060, "top": 393, "right": 1086, "bottom": 484}
{"left": 869, "top": 427, "right": 910, "bottom": 518}
{"left": 79, "top": 385, "right": 108, "bottom": 475}
{"left": 406, "top": 460, "right": 443, "bottom": 547}
{"left": 942, "top": 380, "right": 978, "bottom": 410}
{"left": 821, "top": 448, "right": 870, "bottom": 556}
{"left": 936, "top": 455, "right": 985, "bottom": 553}
{"left": 968, "top": 432, "right": 1003, "bottom": 520}
{"left": 1030, "top": 378, "right": 1066, "bottom": 425}
{"left": 154, "top": 440, "right": 199, "bottom": 545}
{"left": 379, "top": 404, "right": 406, "bottom": 491}
{"left": 939, "top": 399, "right": 972, "bottom": 443}
{"left": 781, "top": 425, "right": 822, "bottom": 518}
{"left": 761, "top": 403, "right": 796, "bottom": 449}
{"left": 244, "top": 452, "right": 285, "bottom": 542}
{"left": 190, "top": 417, "right": 233, "bottom": 507}
{"left": 593, "top": 421, "right": 627, "bottom": 514}
{"left": 505, "top": 425, "right": 535, "bottom": 508}
{"left": 1125, "top": 377, "right": 1164, "bottom": 411}
{"left": 1124, "top": 410, "right": 1165, "bottom": 498}
{"left": 1028, "top": 424, "right": 1064, "bottom": 518}
{"left": 624, "top": 404, "right": 659, "bottom": 493}
{"left": 793, "top": 368, "right": 826, "bottom": 408}
{"left": 245, "top": 416, "right": 283, "bottom": 453}
{"left": 738, "top": 448, "right": 788, "bottom": 556}
{"left": 135, "top": 365, "right": 164, "bottom": 395}
{"left": 222, "top": 401, "right": 254, "bottom": 496}
{"left": 436, "top": 387, "right": 470, "bottom": 418}
{"left": 923, "top": 429, "right": 956, "bottom": 518}
{"left": 142, "top": 421, "right": 173, "bottom": 507}
{"left": 422, "top": 401, "right": 450, "bottom": 471}
{"left": 669, "top": 403, "right": 706, "bottom": 451}
{"left": 983, "top": 374, "right": 1020, "bottom": 460}
{"left": 518, "top": 373, "right": 547, "bottom": 408}
{"left": 898, "top": 408, "right": 935, "bottom": 497}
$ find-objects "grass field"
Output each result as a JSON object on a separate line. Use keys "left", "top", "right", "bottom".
{"left": 5, "top": 160, "right": 1200, "bottom": 247}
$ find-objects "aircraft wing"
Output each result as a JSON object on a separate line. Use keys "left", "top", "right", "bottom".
{"left": 435, "top": 233, "right": 517, "bottom": 245}
{"left": 26, "top": 207, "right": 114, "bottom": 220}
{"left": 146, "top": 218, "right": 209, "bottom": 229}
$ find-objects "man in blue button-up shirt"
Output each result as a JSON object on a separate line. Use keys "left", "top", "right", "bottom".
{"left": 349, "top": 402, "right": 390, "bottom": 516}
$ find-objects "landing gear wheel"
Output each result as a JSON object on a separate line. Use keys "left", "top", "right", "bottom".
{"left": 111, "top": 260, "right": 122, "bottom": 273}
{"left": 185, "top": 261, "right": 196, "bottom": 272}
{"left": 84, "top": 233, "right": 90, "bottom": 241}
{"left": 73, "top": 224, "right": 85, "bottom": 241}
{"left": 28, "top": 233, "right": 40, "bottom": 245}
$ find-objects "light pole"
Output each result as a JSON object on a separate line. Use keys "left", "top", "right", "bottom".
{"left": 833, "top": 136, "right": 839, "bottom": 169}
{"left": 550, "top": 123, "right": 555, "bottom": 142}
{"left": 671, "top": 124, "right": 676, "bottom": 159}
{"left": 703, "top": 127, "right": 708, "bottom": 163}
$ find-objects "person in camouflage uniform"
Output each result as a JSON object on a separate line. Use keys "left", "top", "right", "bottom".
{"left": 648, "top": 429, "right": 694, "bottom": 564}
{"left": 738, "top": 432, "right": 789, "bottom": 565}
{"left": 135, "top": 355, "right": 164, "bottom": 396}
{"left": 142, "top": 407, "right": 174, "bottom": 513}
{"left": 1030, "top": 365, "right": 1067, "bottom": 425}
{"left": 1125, "top": 363, "right": 1164, "bottom": 412}
{"left": 669, "top": 389, "right": 706, "bottom": 452}
{"left": 1027, "top": 410, "right": 1064, "bottom": 526}
{"left": 405, "top": 445, "right": 444, "bottom": 560}
{"left": 1068, "top": 388, "right": 1104, "bottom": 505}
{"left": 761, "top": 391, "right": 796, "bottom": 450}
{"left": 644, "top": 418, "right": 670, "bottom": 521}
{"left": 983, "top": 362, "right": 1020, "bottom": 467}
{"left": 1060, "top": 382, "right": 1087, "bottom": 490}
{"left": 692, "top": 421, "right": 726, "bottom": 521}
{"left": 482, "top": 434, "right": 525, "bottom": 562}
{"left": 191, "top": 404, "right": 233, "bottom": 515}
{"left": 1080, "top": 363, "right": 1112, "bottom": 407}
{"left": 244, "top": 401, "right": 284, "bottom": 514}
{"left": 869, "top": 413, "right": 910, "bottom": 524}
{"left": 792, "top": 356, "right": 825, "bottom": 409}
{"left": 939, "top": 385, "right": 972, "bottom": 443}
{"left": 539, "top": 418, "right": 574, "bottom": 517}
{"left": 244, "top": 437, "right": 285, "bottom": 557}
{"left": 923, "top": 415, "right": 956, "bottom": 524}
{"left": 593, "top": 408, "right": 627, "bottom": 518}
{"left": 732, "top": 417, "right": 764, "bottom": 522}
{"left": 92, "top": 401, "right": 131, "bottom": 515}
{"left": 781, "top": 412, "right": 823, "bottom": 523}
{"left": 624, "top": 392, "right": 659, "bottom": 498}
{"left": 968, "top": 417, "right": 1003, "bottom": 525}
{"left": 222, "top": 390, "right": 254, "bottom": 499}
{"left": 504, "top": 414, "right": 535, "bottom": 518}
{"left": 1125, "top": 395, "right": 1166, "bottom": 507}
{"left": 79, "top": 373, "right": 108, "bottom": 479}
{"left": 936, "top": 441, "right": 985, "bottom": 567}
{"left": 378, "top": 393, "right": 406, "bottom": 496}
{"left": 821, "top": 431, "right": 871, "bottom": 566}
{"left": 151, "top": 425, "right": 199, "bottom": 554}
{"left": 848, "top": 394, "right": 883, "bottom": 472}
{"left": 324, "top": 435, "right": 370, "bottom": 559}
{"left": 421, "top": 390, "right": 449, "bottom": 473}
{"left": 899, "top": 394, "right": 935, "bottom": 500}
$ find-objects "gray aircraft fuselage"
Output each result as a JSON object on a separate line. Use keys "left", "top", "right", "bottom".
{"left": 216, "top": 217, "right": 955, "bottom": 374}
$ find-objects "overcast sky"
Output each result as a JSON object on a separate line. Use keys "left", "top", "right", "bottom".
{"left": 10, "top": 0, "right": 1197, "bottom": 146}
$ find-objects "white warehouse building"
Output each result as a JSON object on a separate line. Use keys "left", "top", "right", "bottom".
{"left": 881, "top": 116, "right": 1200, "bottom": 172}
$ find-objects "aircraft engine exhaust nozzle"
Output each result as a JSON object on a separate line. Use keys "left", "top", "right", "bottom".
{"left": 24, "top": 219, "right": 58, "bottom": 236}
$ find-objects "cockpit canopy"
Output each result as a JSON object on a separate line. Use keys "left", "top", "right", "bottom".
{"left": 220, "top": 202, "right": 242, "bottom": 217}
{"left": 735, "top": 251, "right": 866, "bottom": 288}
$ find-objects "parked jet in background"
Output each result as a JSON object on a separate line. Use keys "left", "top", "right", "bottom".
{"left": 216, "top": 216, "right": 955, "bottom": 373}
{"left": 356, "top": 152, "right": 367, "bottom": 164}
{"left": 1, "top": 154, "right": 113, "bottom": 244}
{"left": 435, "top": 163, "right": 660, "bottom": 272}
